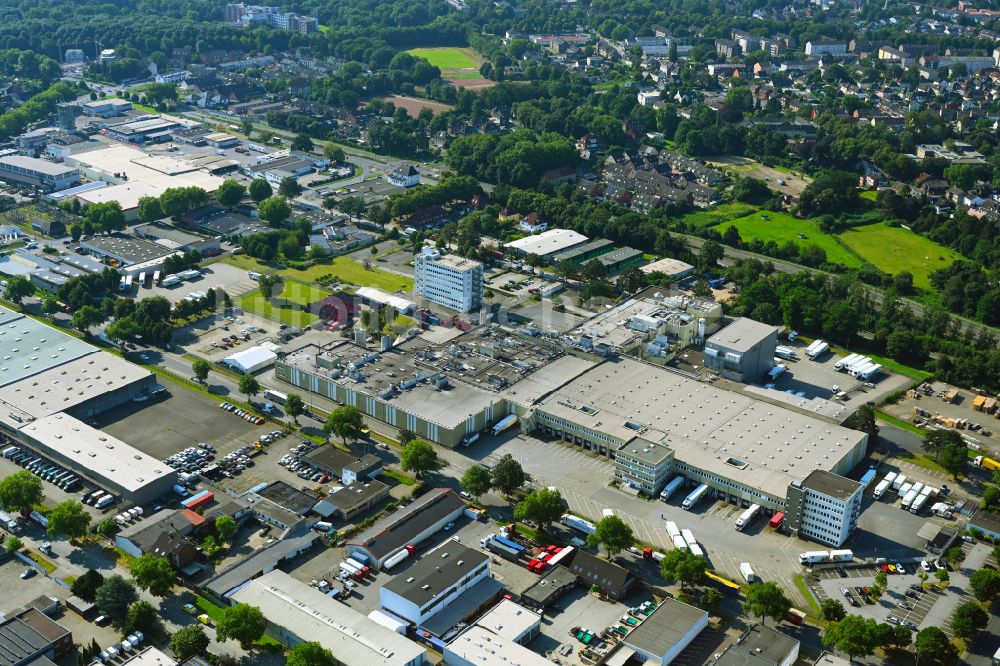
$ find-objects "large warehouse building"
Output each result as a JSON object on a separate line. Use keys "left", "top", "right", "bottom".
{"left": 275, "top": 320, "right": 869, "bottom": 537}
{"left": 0, "top": 306, "right": 171, "bottom": 502}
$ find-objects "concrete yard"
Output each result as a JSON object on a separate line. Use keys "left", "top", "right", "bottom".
{"left": 882, "top": 380, "right": 1000, "bottom": 455}
{"left": 135, "top": 262, "right": 259, "bottom": 304}
{"left": 97, "top": 379, "right": 267, "bottom": 462}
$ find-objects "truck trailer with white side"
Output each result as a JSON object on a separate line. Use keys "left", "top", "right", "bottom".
{"left": 735, "top": 504, "right": 760, "bottom": 531}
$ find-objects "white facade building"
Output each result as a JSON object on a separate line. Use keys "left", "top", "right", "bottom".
{"left": 414, "top": 248, "right": 484, "bottom": 313}
{"left": 379, "top": 544, "right": 490, "bottom": 626}
{"left": 785, "top": 469, "right": 863, "bottom": 547}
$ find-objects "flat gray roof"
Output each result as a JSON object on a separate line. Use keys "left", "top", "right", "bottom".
{"left": 623, "top": 598, "right": 707, "bottom": 658}
{"left": 230, "top": 570, "right": 426, "bottom": 666}
{"left": 535, "top": 358, "right": 867, "bottom": 499}
{"left": 0, "top": 155, "right": 78, "bottom": 176}
{"left": 799, "top": 469, "right": 862, "bottom": 500}
{"left": 616, "top": 438, "right": 672, "bottom": 465}
{"left": 383, "top": 543, "right": 488, "bottom": 607}
{"left": 714, "top": 625, "right": 799, "bottom": 666}
{"left": 0, "top": 308, "right": 97, "bottom": 387}
{"left": 706, "top": 317, "right": 777, "bottom": 353}
{"left": 0, "top": 351, "right": 152, "bottom": 419}
{"left": 351, "top": 488, "right": 464, "bottom": 560}
{"left": 82, "top": 235, "right": 172, "bottom": 264}
{"left": 18, "top": 413, "right": 175, "bottom": 493}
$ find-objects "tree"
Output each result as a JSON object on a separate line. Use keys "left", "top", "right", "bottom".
{"left": 658, "top": 549, "right": 707, "bottom": 590}
{"left": 124, "top": 600, "right": 159, "bottom": 634}
{"left": 0, "top": 470, "right": 43, "bottom": 513}
{"left": 915, "top": 627, "right": 958, "bottom": 666}
{"left": 290, "top": 133, "right": 314, "bottom": 152}
{"left": 136, "top": 196, "right": 163, "bottom": 223}
{"left": 398, "top": 429, "right": 417, "bottom": 445}
{"left": 288, "top": 641, "right": 335, "bottom": 666}
{"left": 72, "top": 305, "right": 104, "bottom": 332}
{"left": 935, "top": 568, "right": 950, "bottom": 584}
{"left": 700, "top": 588, "right": 723, "bottom": 612}
{"left": 215, "top": 515, "right": 237, "bottom": 543}
{"left": 744, "top": 582, "right": 791, "bottom": 626}
{"left": 238, "top": 374, "right": 260, "bottom": 402}
{"left": 216, "top": 179, "right": 246, "bottom": 208}
{"left": 215, "top": 603, "right": 266, "bottom": 650}
{"left": 130, "top": 554, "right": 175, "bottom": 596}
{"left": 84, "top": 201, "right": 125, "bottom": 233}
{"left": 939, "top": 441, "right": 968, "bottom": 480}
{"left": 922, "top": 429, "right": 962, "bottom": 461}
{"left": 588, "top": 515, "right": 634, "bottom": 557}
{"left": 4, "top": 275, "right": 34, "bottom": 304}
{"left": 822, "top": 598, "right": 847, "bottom": 622}
{"left": 513, "top": 488, "right": 564, "bottom": 530}
{"left": 944, "top": 546, "right": 965, "bottom": 565}
{"left": 258, "top": 273, "right": 282, "bottom": 300}
{"left": 171, "top": 625, "right": 210, "bottom": 661}
{"left": 491, "top": 454, "right": 525, "bottom": 495}
{"left": 847, "top": 404, "right": 878, "bottom": 441}
{"left": 460, "top": 465, "right": 492, "bottom": 500}
{"left": 400, "top": 439, "right": 440, "bottom": 478}
{"left": 874, "top": 571, "right": 888, "bottom": 591}
{"left": 700, "top": 239, "right": 724, "bottom": 266}
{"left": 192, "top": 358, "right": 210, "bottom": 383}
{"left": 284, "top": 393, "right": 305, "bottom": 424}
{"left": 94, "top": 575, "right": 138, "bottom": 620}
{"left": 323, "top": 405, "right": 364, "bottom": 444}
{"left": 259, "top": 196, "right": 291, "bottom": 227}
{"left": 323, "top": 143, "right": 345, "bottom": 163}
{"left": 982, "top": 485, "right": 1000, "bottom": 512}
{"left": 950, "top": 601, "right": 987, "bottom": 638}
{"left": 278, "top": 176, "right": 303, "bottom": 198}
{"left": 248, "top": 178, "right": 272, "bottom": 202}
{"left": 823, "top": 615, "right": 876, "bottom": 661}
{"left": 969, "top": 568, "right": 1000, "bottom": 601}
{"left": 3, "top": 535, "right": 22, "bottom": 553}
{"left": 70, "top": 224, "right": 82, "bottom": 242}
{"left": 71, "top": 569, "right": 104, "bottom": 602}
{"left": 47, "top": 500, "right": 91, "bottom": 539}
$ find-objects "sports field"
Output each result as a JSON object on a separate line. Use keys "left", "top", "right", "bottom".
{"left": 838, "top": 223, "right": 963, "bottom": 290}
{"left": 407, "top": 47, "right": 478, "bottom": 69}
{"left": 713, "top": 211, "right": 863, "bottom": 267}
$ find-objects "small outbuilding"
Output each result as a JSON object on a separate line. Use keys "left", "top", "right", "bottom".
{"left": 223, "top": 346, "right": 277, "bottom": 374}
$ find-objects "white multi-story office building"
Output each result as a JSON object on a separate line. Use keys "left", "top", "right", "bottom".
{"left": 785, "top": 469, "right": 863, "bottom": 547}
{"left": 0, "top": 156, "right": 80, "bottom": 192}
{"left": 414, "top": 248, "right": 483, "bottom": 313}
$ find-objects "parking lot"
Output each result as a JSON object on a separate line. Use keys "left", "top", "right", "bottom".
{"left": 99, "top": 381, "right": 267, "bottom": 462}
{"left": 134, "top": 262, "right": 258, "bottom": 305}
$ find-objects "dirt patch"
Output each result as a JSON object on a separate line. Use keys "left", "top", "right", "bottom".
{"left": 445, "top": 77, "right": 496, "bottom": 90}
{"left": 380, "top": 95, "right": 453, "bottom": 118}
{"left": 707, "top": 155, "right": 811, "bottom": 197}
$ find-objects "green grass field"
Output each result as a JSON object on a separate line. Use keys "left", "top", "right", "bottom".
{"left": 682, "top": 202, "right": 759, "bottom": 229}
{"left": 406, "top": 47, "right": 478, "bottom": 69}
{"left": 238, "top": 292, "right": 318, "bottom": 327}
{"left": 713, "top": 211, "right": 863, "bottom": 267}
{"left": 838, "top": 223, "right": 964, "bottom": 290}
{"left": 225, "top": 255, "right": 413, "bottom": 293}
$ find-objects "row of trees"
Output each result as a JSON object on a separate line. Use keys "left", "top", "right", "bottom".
{"left": 137, "top": 186, "right": 210, "bottom": 223}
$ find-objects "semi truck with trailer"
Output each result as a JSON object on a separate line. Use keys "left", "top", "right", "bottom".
{"left": 775, "top": 346, "right": 796, "bottom": 360}
{"left": 665, "top": 521, "right": 681, "bottom": 539}
{"left": 485, "top": 538, "right": 522, "bottom": 562}
{"left": 768, "top": 512, "right": 784, "bottom": 529}
{"left": 681, "top": 529, "right": 697, "bottom": 548}
{"left": 807, "top": 341, "right": 829, "bottom": 359}
{"left": 974, "top": 456, "right": 1000, "bottom": 472}
{"left": 672, "top": 535, "right": 688, "bottom": 551}
{"left": 768, "top": 364, "right": 786, "bottom": 381}
{"left": 805, "top": 339, "right": 824, "bottom": 356}
{"left": 835, "top": 353, "right": 862, "bottom": 371}
{"left": 892, "top": 474, "right": 907, "bottom": 491}
{"left": 491, "top": 415, "right": 518, "bottom": 436}
{"left": 682, "top": 484, "right": 710, "bottom": 510}
{"left": 659, "top": 476, "right": 684, "bottom": 502}
{"left": 859, "top": 468, "right": 878, "bottom": 489}
{"left": 799, "top": 550, "right": 853, "bottom": 564}
{"left": 562, "top": 514, "right": 597, "bottom": 535}
{"left": 735, "top": 504, "right": 761, "bottom": 531}
{"left": 872, "top": 479, "right": 891, "bottom": 499}
{"left": 909, "top": 491, "right": 931, "bottom": 514}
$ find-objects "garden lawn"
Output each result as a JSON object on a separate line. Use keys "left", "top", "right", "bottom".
{"left": 838, "top": 223, "right": 964, "bottom": 291}
{"left": 224, "top": 255, "right": 413, "bottom": 293}
{"left": 712, "top": 211, "right": 863, "bottom": 267}
{"left": 406, "top": 47, "right": 478, "bottom": 69}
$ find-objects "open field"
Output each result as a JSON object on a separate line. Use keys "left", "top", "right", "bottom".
{"left": 224, "top": 254, "right": 414, "bottom": 293}
{"left": 681, "top": 201, "right": 758, "bottom": 229}
{"left": 238, "top": 292, "right": 319, "bottom": 327}
{"left": 839, "top": 223, "right": 964, "bottom": 290}
{"left": 381, "top": 95, "right": 453, "bottom": 118}
{"left": 445, "top": 76, "right": 496, "bottom": 90}
{"left": 707, "top": 155, "right": 812, "bottom": 196}
{"left": 407, "top": 47, "right": 479, "bottom": 69}
{"left": 712, "top": 210, "right": 864, "bottom": 267}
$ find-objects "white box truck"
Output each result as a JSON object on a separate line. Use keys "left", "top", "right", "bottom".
{"left": 740, "top": 562, "right": 758, "bottom": 583}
